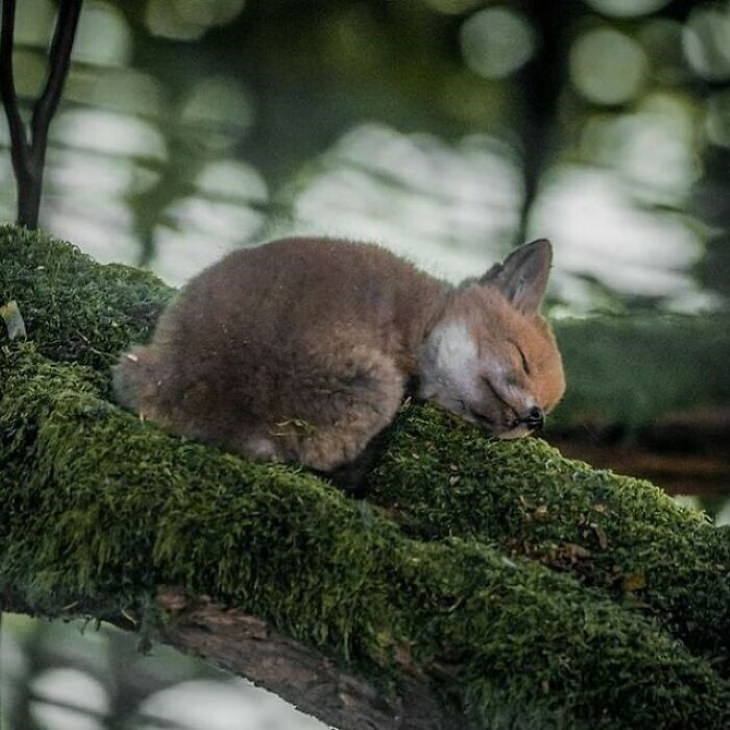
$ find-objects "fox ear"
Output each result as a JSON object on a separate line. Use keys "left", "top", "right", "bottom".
{"left": 480, "top": 239, "right": 552, "bottom": 315}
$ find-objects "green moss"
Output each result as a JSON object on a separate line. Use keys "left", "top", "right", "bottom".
{"left": 0, "top": 224, "right": 172, "bottom": 376}
{"left": 3, "top": 344, "right": 730, "bottom": 729}
{"left": 370, "top": 404, "right": 730, "bottom": 674}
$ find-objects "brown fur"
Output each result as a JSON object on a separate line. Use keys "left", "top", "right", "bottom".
{"left": 450, "top": 284, "right": 565, "bottom": 414}
{"left": 113, "top": 237, "right": 565, "bottom": 476}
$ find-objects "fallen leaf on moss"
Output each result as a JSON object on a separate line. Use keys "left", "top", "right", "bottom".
{"left": 623, "top": 573, "right": 647, "bottom": 592}
{"left": 0, "top": 300, "right": 27, "bottom": 340}
{"left": 590, "top": 522, "right": 609, "bottom": 550}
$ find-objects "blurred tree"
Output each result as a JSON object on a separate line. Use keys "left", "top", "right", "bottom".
{"left": 0, "top": 0, "right": 83, "bottom": 228}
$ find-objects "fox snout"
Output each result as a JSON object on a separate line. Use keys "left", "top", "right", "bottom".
{"left": 468, "top": 403, "right": 545, "bottom": 439}
{"left": 523, "top": 406, "right": 544, "bottom": 431}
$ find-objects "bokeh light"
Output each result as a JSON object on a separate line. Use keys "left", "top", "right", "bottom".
{"left": 531, "top": 165, "right": 710, "bottom": 312}
{"left": 706, "top": 89, "right": 730, "bottom": 147}
{"left": 31, "top": 669, "right": 108, "bottom": 730}
{"left": 682, "top": 4, "right": 730, "bottom": 82}
{"left": 583, "top": 0, "right": 671, "bottom": 18}
{"left": 12, "top": 0, "right": 53, "bottom": 47}
{"left": 570, "top": 27, "right": 648, "bottom": 105}
{"left": 290, "top": 123, "right": 522, "bottom": 282}
{"left": 51, "top": 109, "right": 167, "bottom": 159}
{"left": 9, "top": 49, "right": 47, "bottom": 97}
{"left": 145, "top": 0, "right": 246, "bottom": 40}
{"left": 78, "top": 68, "right": 164, "bottom": 119}
{"left": 138, "top": 679, "right": 325, "bottom": 730}
{"left": 72, "top": 1, "right": 132, "bottom": 67}
{"left": 460, "top": 6, "right": 537, "bottom": 80}
{"left": 590, "top": 94, "right": 700, "bottom": 204}
{"left": 150, "top": 161, "right": 268, "bottom": 283}
{"left": 179, "top": 77, "right": 254, "bottom": 150}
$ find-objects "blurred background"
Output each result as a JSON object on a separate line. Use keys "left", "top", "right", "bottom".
{"left": 1, "top": 0, "right": 729, "bottom": 727}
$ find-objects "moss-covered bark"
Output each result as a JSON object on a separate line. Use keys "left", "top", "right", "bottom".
{"left": 2, "top": 224, "right": 730, "bottom": 729}
{"left": 369, "top": 406, "right": 730, "bottom": 675}
{"left": 554, "top": 314, "right": 730, "bottom": 430}
{"left": 0, "top": 224, "right": 172, "bottom": 375}
{"left": 4, "top": 345, "right": 730, "bottom": 729}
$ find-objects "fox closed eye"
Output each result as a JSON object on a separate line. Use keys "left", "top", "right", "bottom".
{"left": 481, "top": 376, "right": 514, "bottom": 412}
{"left": 511, "top": 341, "right": 531, "bottom": 375}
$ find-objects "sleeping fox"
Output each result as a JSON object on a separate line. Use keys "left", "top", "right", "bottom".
{"left": 113, "top": 237, "right": 565, "bottom": 481}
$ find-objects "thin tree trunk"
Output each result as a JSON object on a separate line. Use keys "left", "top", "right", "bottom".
{"left": 0, "top": 0, "right": 83, "bottom": 229}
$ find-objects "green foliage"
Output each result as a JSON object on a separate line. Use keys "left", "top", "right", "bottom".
{"left": 553, "top": 315, "right": 730, "bottom": 431}
{"left": 2, "top": 225, "right": 730, "bottom": 728}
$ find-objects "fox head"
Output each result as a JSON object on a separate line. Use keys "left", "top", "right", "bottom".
{"left": 418, "top": 239, "right": 565, "bottom": 439}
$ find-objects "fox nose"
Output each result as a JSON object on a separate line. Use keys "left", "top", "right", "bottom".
{"left": 522, "top": 406, "right": 544, "bottom": 431}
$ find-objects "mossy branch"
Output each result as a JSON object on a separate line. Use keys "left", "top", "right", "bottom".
{"left": 1, "top": 224, "right": 730, "bottom": 729}
{"left": 369, "top": 407, "right": 730, "bottom": 675}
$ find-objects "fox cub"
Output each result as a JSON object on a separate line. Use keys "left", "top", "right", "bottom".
{"left": 113, "top": 237, "right": 565, "bottom": 478}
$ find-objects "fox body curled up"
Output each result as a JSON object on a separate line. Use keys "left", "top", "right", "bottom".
{"left": 113, "top": 237, "right": 565, "bottom": 481}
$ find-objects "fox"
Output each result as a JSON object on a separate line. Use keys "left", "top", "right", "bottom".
{"left": 113, "top": 237, "right": 565, "bottom": 486}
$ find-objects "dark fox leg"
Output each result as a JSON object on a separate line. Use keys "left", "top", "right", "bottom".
{"left": 270, "top": 345, "right": 405, "bottom": 475}
{"left": 323, "top": 421, "right": 396, "bottom": 496}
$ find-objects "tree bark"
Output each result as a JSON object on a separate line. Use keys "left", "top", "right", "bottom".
{"left": 1, "top": 586, "right": 462, "bottom": 730}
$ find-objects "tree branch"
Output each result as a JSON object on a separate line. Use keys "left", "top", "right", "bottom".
{"left": 155, "top": 588, "right": 464, "bottom": 730}
{"left": 0, "top": 0, "right": 83, "bottom": 229}
{"left": 1, "top": 225, "right": 730, "bottom": 729}
{"left": 29, "top": 0, "right": 83, "bottom": 173}
{"left": 2, "top": 586, "right": 460, "bottom": 730}
{"left": 0, "top": 0, "right": 31, "bottom": 190}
